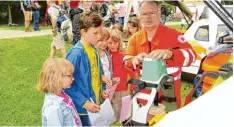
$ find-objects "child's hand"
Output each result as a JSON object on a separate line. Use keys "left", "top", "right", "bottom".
{"left": 102, "top": 91, "right": 109, "bottom": 99}
{"left": 112, "top": 77, "right": 120, "bottom": 85}
{"left": 84, "top": 101, "right": 100, "bottom": 113}
{"left": 102, "top": 75, "right": 112, "bottom": 88}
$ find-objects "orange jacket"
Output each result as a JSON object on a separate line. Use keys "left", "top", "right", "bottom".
{"left": 124, "top": 24, "right": 197, "bottom": 108}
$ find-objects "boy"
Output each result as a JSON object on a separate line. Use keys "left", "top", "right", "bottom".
{"left": 47, "top": 0, "right": 66, "bottom": 58}
{"left": 65, "top": 11, "right": 112, "bottom": 126}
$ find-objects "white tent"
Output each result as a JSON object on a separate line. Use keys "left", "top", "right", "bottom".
{"left": 155, "top": 76, "right": 234, "bottom": 127}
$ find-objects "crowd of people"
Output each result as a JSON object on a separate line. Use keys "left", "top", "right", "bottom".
{"left": 38, "top": 0, "right": 196, "bottom": 126}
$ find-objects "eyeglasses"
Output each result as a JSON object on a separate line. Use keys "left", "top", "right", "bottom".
{"left": 140, "top": 12, "right": 158, "bottom": 18}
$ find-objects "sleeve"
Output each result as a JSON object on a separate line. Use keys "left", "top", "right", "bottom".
{"left": 166, "top": 30, "right": 197, "bottom": 67}
{"left": 123, "top": 35, "right": 137, "bottom": 68}
{"left": 48, "top": 7, "right": 58, "bottom": 19}
{"left": 65, "top": 49, "right": 89, "bottom": 108}
{"left": 45, "top": 105, "right": 63, "bottom": 126}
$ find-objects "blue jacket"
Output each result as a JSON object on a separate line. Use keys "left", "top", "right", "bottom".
{"left": 65, "top": 41, "right": 104, "bottom": 115}
{"left": 42, "top": 93, "right": 82, "bottom": 126}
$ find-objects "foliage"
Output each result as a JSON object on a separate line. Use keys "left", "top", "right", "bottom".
{"left": 0, "top": 1, "right": 47, "bottom": 25}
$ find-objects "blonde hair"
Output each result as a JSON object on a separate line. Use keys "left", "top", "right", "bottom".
{"left": 108, "top": 29, "right": 123, "bottom": 52}
{"left": 100, "top": 28, "right": 110, "bottom": 41}
{"left": 38, "top": 58, "right": 74, "bottom": 94}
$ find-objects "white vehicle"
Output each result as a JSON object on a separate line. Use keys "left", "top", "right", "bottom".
{"left": 182, "top": 5, "right": 233, "bottom": 75}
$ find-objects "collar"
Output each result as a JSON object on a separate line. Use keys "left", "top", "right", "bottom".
{"left": 139, "top": 24, "right": 162, "bottom": 46}
{"left": 46, "top": 92, "right": 64, "bottom": 103}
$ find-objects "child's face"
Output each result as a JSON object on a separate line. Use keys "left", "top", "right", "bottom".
{"left": 128, "top": 23, "right": 138, "bottom": 35}
{"left": 82, "top": 26, "right": 102, "bottom": 45}
{"left": 96, "top": 39, "right": 108, "bottom": 51}
{"left": 62, "top": 73, "right": 74, "bottom": 89}
{"left": 107, "top": 38, "right": 119, "bottom": 52}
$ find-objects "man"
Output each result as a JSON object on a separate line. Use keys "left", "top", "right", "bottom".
{"left": 123, "top": 1, "right": 196, "bottom": 110}
{"left": 21, "top": 0, "right": 32, "bottom": 32}
{"left": 31, "top": 0, "right": 41, "bottom": 31}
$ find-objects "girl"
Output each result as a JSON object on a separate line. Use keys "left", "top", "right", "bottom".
{"left": 124, "top": 17, "right": 141, "bottom": 81}
{"left": 38, "top": 58, "right": 82, "bottom": 126}
{"left": 107, "top": 29, "right": 128, "bottom": 122}
{"left": 95, "top": 29, "right": 113, "bottom": 88}
{"left": 126, "top": 17, "right": 141, "bottom": 39}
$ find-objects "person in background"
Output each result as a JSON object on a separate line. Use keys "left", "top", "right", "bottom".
{"left": 112, "top": 23, "right": 123, "bottom": 32}
{"left": 160, "top": 6, "right": 167, "bottom": 25}
{"left": 31, "top": 0, "right": 41, "bottom": 31}
{"left": 115, "top": 0, "right": 126, "bottom": 27}
{"left": 70, "top": 0, "right": 92, "bottom": 45}
{"left": 125, "top": 17, "right": 141, "bottom": 39}
{"left": 21, "top": 0, "right": 32, "bottom": 32}
{"left": 47, "top": 0, "right": 66, "bottom": 58}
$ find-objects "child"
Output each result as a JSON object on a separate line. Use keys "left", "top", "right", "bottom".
{"left": 126, "top": 17, "right": 141, "bottom": 39}
{"left": 38, "top": 58, "right": 82, "bottom": 126}
{"left": 124, "top": 17, "right": 141, "bottom": 80}
{"left": 107, "top": 29, "right": 128, "bottom": 122}
{"left": 95, "top": 29, "right": 113, "bottom": 88}
{"left": 47, "top": 0, "right": 66, "bottom": 58}
{"left": 65, "top": 11, "right": 111, "bottom": 126}
{"left": 112, "top": 23, "right": 123, "bottom": 32}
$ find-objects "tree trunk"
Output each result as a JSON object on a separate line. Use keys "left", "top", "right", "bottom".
{"left": 8, "top": 3, "right": 12, "bottom": 24}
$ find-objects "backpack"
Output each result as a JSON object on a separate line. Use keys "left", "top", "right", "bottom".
{"left": 69, "top": 7, "right": 83, "bottom": 45}
{"left": 100, "top": 2, "right": 108, "bottom": 17}
{"left": 51, "top": 5, "right": 72, "bottom": 42}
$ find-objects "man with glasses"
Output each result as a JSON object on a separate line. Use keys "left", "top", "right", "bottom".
{"left": 123, "top": 1, "right": 197, "bottom": 111}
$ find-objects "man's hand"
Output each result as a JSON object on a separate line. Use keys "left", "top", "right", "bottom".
{"left": 102, "top": 91, "right": 109, "bottom": 99}
{"left": 132, "top": 53, "right": 148, "bottom": 69}
{"left": 84, "top": 101, "right": 100, "bottom": 113}
{"left": 148, "top": 49, "right": 173, "bottom": 60}
{"left": 102, "top": 75, "right": 112, "bottom": 88}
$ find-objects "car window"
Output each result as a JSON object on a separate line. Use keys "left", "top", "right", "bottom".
{"left": 195, "top": 26, "right": 209, "bottom": 42}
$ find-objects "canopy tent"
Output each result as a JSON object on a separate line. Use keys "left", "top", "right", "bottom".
{"left": 155, "top": 76, "right": 234, "bottom": 127}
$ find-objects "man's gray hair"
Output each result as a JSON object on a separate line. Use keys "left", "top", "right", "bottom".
{"left": 139, "top": 1, "right": 160, "bottom": 9}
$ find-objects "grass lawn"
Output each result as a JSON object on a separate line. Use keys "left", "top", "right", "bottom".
{"left": 0, "top": 35, "right": 72, "bottom": 126}
{"left": 0, "top": 35, "right": 193, "bottom": 126}
{"left": 0, "top": 25, "right": 51, "bottom": 31}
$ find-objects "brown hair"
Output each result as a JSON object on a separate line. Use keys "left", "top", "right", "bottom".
{"left": 38, "top": 58, "right": 74, "bottom": 94}
{"left": 127, "top": 17, "right": 141, "bottom": 36}
{"left": 112, "top": 23, "right": 123, "bottom": 32}
{"left": 108, "top": 29, "right": 123, "bottom": 52}
{"left": 79, "top": 11, "right": 103, "bottom": 31}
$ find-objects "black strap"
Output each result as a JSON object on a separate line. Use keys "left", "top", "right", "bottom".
{"left": 159, "top": 96, "right": 177, "bottom": 103}
{"left": 123, "top": 119, "right": 149, "bottom": 126}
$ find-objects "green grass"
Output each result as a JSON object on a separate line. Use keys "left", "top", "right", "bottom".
{"left": 0, "top": 35, "right": 72, "bottom": 126}
{"left": 0, "top": 35, "right": 194, "bottom": 126}
{"left": 0, "top": 25, "right": 51, "bottom": 31}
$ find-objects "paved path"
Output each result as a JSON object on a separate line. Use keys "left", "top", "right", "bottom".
{"left": 0, "top": 29, "right": 51, "bottom": 39}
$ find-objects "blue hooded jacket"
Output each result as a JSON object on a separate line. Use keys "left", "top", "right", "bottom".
{"left": 65, "top": 41, "right": 104, "bottom": 115}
